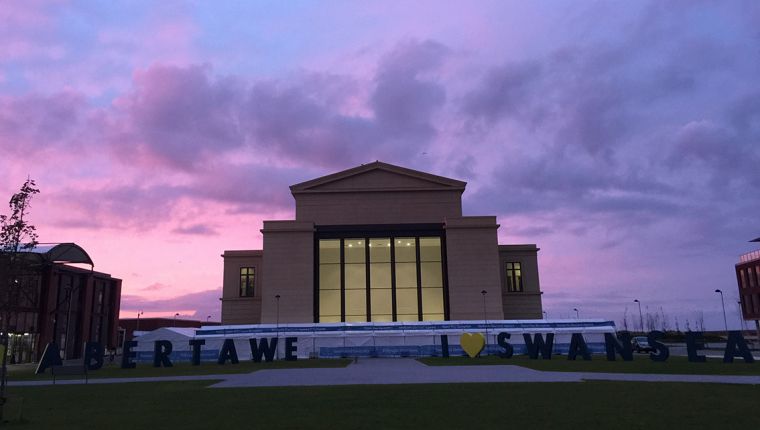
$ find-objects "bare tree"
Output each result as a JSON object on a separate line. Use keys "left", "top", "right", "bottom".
{"left": 695, "top": 311, "right": 705, "bottom": 333}
{"left": 659, "top": 307, "right": 670, "bottom": 332}
{"left": 0, "top": 178, "right": 40, "bottom": 420}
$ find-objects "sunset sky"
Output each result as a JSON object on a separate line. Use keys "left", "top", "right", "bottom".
{"left": 1, "top": 0, "right": 758, "bottom": 329}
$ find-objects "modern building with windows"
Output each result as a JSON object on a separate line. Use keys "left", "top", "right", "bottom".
{"left": 736, "top": 237, "right": 760, "bottom": 339}
{"left": 2, "top": 243, "right": 122, "bottom": 363}
{"left": 221, "top": 161, "right": 542, "bottom": 325}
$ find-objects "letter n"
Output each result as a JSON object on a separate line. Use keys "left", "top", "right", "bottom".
{"left": 604, "top": 332, "right": 633, "bottom": 361}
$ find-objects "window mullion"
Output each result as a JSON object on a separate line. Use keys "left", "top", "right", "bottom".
{"left": 390, "top": 236, "right": 397, "bottom": 321}
{"left": 340, "top": 238, "right": 345, "bottom": 322}
{"left": 365, "top": 237, "right": 371, "bottom": 322}
{"left": 415, "top": 237, "right": 422, "bottom": 321}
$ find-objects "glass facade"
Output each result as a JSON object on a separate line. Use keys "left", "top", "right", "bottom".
{"left": 317, "top": 233, "right": 447, "bottom": 322}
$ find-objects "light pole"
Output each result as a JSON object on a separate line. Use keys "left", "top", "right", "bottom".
{"left": 715, "top": 289, "right": 728, "bottom": 334}
{"left": 633, "top": 300, "right": 643, "bottom": 332}
{"left": 136, "top": 310, "right": 143, "bottom": 334}
{"left": 481, "top": 290, "right": 488, "bottom": 352}
{"left": 275, "top": 294, "right": 281, "bottom": 360}
{"left": 206, "top": 315, "right": 211, "bottom": 323}
{"left": 737, "top": 301, "right": 746, "bottom": 333}
{"left": 542, "top": 311, "right": 547, "bottom": 319}
{"left": 573, "top": 308, "right": 579, "bottom": 319}
{"left": 174, "top": 312, "right": 179, "bottom": 327}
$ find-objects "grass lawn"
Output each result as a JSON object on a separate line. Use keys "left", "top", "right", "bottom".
{"left": 418, "top": 354, "right": 760, "bottom": 375}
{"left": 8, "top": 358, "right": 352, "bottom": 381}
{"left": 3, "top": 380, "right": 760, "bottom": 429}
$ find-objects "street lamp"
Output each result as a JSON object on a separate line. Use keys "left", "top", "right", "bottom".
{"left": 174, "top": 312, "right": 179, "bottom": 327}
{"left": 275, "top": 294, "right": 281, "bottom": 360}
{"left": 481, "top": 290, "right": 488, "bottom": 351}
{"left": 737, "top": 301, "right": 746, "bottom": 332}
{"left": 573, "top": 308, "right": 579, "bottom": 319}
{"left": 136, "top": 310, "right": 144, "bottom": 334}
{"left": 542, "top": 311, "right": 548, "bottom": 319}
{"left": 715, "top": 289, "right": 728, "bottom": 334}
{"left": 633, "top": 300, "right": 643, "bottom": 332}
{"left": 206, "top": 315, "right": 211, "bottom": 323}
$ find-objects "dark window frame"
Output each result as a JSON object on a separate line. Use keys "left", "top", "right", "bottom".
{"left": 505, "top": 262, "right": 524, "bottom": 292}
{"left": 239, "top": 267, "right": 256, "bottom": 297}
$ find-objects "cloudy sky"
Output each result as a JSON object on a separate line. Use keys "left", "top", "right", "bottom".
{"left": 1, "top": 0, "right": 758, "bottom": 329}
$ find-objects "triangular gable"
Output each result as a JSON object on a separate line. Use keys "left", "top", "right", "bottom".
{"left": 290, "top": 161, "right": 466, "bottom": 194}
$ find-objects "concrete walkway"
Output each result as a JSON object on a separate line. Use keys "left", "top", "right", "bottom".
{"left": 11, "top": 358, "right": 760, "bottom": 388}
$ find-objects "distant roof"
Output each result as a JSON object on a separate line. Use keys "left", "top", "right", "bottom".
{"left": 752, "top": 237, "right": 760, "bottom": 242}
{"left": 18, "top": 243, "right": 94, "bottom": 266}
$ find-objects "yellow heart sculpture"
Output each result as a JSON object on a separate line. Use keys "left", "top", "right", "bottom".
{"left": 460, "top": 333, "right": 485, "bottom": 358}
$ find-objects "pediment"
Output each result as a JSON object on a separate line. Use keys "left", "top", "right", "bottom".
{"left": 290, "top": 161, "right": 466, "bottom": 194}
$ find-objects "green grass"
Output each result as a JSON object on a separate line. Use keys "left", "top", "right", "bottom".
{"left": 8, "top": 358, "right": 352, "bottom": 381}
{"left": 418, "top": 354, "right": 760, "bottom": 375}
{"left": 3, "top": 380, "right": 760, "bottom": 429}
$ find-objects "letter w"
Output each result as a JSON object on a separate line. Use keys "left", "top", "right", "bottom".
{"left": 250, "top": 338, "right": 278, "bottom": 362}
{"left": 523, "top": 333, "right": 554, "bottom": 359}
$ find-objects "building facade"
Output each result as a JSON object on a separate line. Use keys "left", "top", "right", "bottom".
{"left": 221, "top": 162, "right": 542, "bottom": 325}
{"left": 3, "top": 243, "right": 122, "bottom": 362}
{"left": 736, "top": 237, "right": 760, "bottom": 338}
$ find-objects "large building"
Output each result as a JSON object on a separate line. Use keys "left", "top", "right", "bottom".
{"left": 221, "top": 162, "right": 542, "bottom": 325}
{"left": 737, "top": 237, "right": 760, "bottom": 338}
{"left": 3, "top": 243, "right": 122, "bottom": 362}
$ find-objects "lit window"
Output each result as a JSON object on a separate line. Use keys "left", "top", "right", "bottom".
{"left": 240, "top": 267, "right": 255, "bottom": 297}
{"left": 506, "top": 262, "right": 523, "bottom": 292}
{"left": 317, "top": 235, "right": 446, "bottom": 322}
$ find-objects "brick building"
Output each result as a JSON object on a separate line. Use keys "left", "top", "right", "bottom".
{"left": 4, "top": 243, "right": 121, "bottom": 362}
{"left": 737, "top": 237, "right": 760, "bottom": 339}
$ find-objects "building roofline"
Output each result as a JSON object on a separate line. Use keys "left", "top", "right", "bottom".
{"left": 289, "top": 161, "right": 467, "bottom": 194}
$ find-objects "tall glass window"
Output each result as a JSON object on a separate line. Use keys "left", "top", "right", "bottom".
{"left": 394, "top": 237, "right": 418, "bottom": 322}
{"left": 370, "top": 238, "right": 392, "bottom": 322}
{"left": 316, "top": 234, "right": 447, "bottom": 322}
{"left": 344, "top": 238, "right": 367, "bottom": 322}
{"left": 420, "top": 237, "right": 444, "bottom": 320}
{"left": 319, "top": 240, "right": 341, "bottom": 322}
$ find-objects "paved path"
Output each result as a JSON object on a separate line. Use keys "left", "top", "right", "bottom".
{"left": 11, "top": 358, "right": 760, "bottom": 388}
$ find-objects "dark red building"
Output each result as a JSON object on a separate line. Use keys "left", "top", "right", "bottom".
{"left": 736, "top": 237, "right": 760, "bottom": 341}
{"left": 5, "top": 243, "right": 121, "bottom": 363}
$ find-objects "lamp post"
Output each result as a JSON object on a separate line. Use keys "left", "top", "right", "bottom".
{"left": 206, "top": 315, "right": 211, "bottom": 323}
{"left": 481, "top": 290, "right": 488, "bottom": 352}
{"left": 573, "top": 308, "right": 579, "bottom": 319}
{"left": 275, "top": 294, "right": 281, "bottom": 360}
{"left": 633, "top": 300, "right": 643, "bottom": 332}
{"left": 132, "top": 311, "right": 144, "bottom": 337}
{"left": 715, "top": 289, "right": 728, "bottom": 334}
{"left": 174, "top": 312, "right": 179, "bottom": 327}
{"left": 737, "top": 301, "right": 746, "bottom": 333}
{"left": 542, "top": 311, "right": 548, "bottom": 319}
